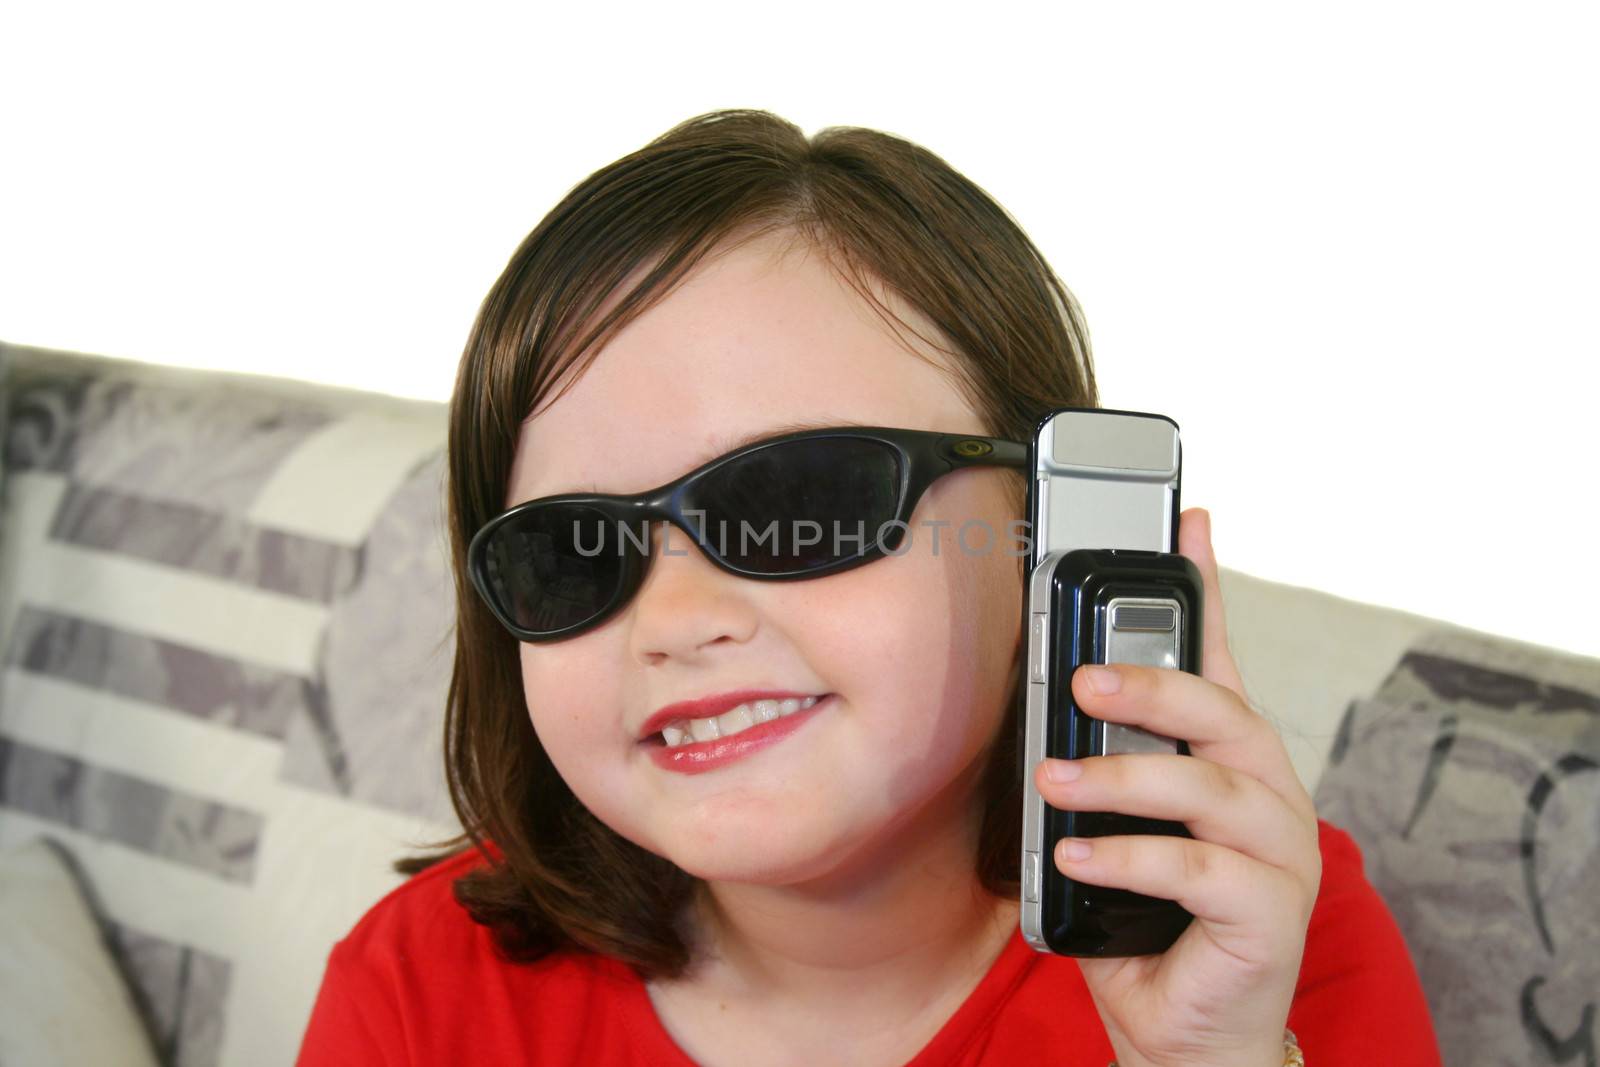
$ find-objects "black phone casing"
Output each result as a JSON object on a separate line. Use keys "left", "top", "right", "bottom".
{"left": 1030, "top": 547, "right": 1204, "bottom": 957}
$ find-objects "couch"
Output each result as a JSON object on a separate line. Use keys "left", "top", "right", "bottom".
{"left": 1, "top": 339, "right": 1595, "bottom": 1067}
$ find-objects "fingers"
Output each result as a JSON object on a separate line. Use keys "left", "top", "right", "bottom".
{"left": 1034, "top": 751, "right": 1319, "bottom": 877}
{"left": 1050, "top": 831, "right": 1314, "bottom": 961}
{"left": 1069, "top": 661, "right": 1316, "bottom": 823}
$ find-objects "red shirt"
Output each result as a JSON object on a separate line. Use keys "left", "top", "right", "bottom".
{"left": 297, "top": 819, "right": 1441, "bottom": 1065}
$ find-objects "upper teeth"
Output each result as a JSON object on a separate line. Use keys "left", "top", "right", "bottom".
{"left": 661, "top": 696, "right": 821, "bottom": 747}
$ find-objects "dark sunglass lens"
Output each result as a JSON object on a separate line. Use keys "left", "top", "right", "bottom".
{"left": 481, "top": 503, "right": 637, "bottom": 634}
{"left": 694, "top": 437, "right": 902, "bottom": 573}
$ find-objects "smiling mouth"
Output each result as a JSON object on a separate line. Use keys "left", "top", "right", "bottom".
{"left": 642, "top": 694, "right": 830, "bottom": 748}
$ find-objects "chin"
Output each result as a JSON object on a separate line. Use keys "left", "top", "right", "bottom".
{"left": 664, "top": 826, "right": 856, "bottom": 886}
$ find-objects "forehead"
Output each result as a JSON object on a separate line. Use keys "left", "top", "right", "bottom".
{"left": 506, "top": 235, "right": 982, "bottom": 504}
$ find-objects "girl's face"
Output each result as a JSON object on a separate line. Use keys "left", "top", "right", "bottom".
{"left": 505, "top": 232, "right": 1023, "bottom": 891}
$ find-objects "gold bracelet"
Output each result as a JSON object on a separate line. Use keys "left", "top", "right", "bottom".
{"left": 1106, "top": 1027, "right": 1302, "bottom": 1067}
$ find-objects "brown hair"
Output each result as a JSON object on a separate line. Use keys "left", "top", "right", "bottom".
{"left": 396, "top": 107, "right": 1098, "bottom": 982}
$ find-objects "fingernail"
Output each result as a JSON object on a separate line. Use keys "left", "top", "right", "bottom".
{"left": 1058, "top": 838, "right": 1092, "bottom": 862}
{"left": 1045, "top": 758, "right": 1083, "bottom": 783}
{"left": 1083, "top": 665, "right": 1121, "bottom": 694}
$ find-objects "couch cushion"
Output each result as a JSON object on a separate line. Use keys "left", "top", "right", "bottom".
{"left": 1216, "top": 566, "right": 1492, "bottom": 797}
{"left": 1312, "top": 628, "right": 1600, "bottom": 1066}
{"left": 0, "top": 834, "right": 163, "bottom": 1067}
{"left": 0, "top": 342, "right": 461, "bottom": 1067}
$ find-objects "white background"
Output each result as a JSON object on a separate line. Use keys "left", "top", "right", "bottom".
{"left": 2, "top": 1, "right": 1595, "bottom": 656}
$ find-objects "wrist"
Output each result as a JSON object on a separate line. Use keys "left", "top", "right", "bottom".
{"left": 1106, "top": 1026, "right": 1302, "bottom": 1067}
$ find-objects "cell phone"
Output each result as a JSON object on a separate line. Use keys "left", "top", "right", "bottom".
{"left": 1018, "top": 406, "right": 1204, "bottom": 957}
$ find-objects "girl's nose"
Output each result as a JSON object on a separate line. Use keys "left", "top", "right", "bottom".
{"left": 627, "top": 521, "right": 759, "bottom": 665}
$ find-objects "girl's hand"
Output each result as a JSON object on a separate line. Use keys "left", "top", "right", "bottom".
{"left": 1031, "top": 507, "right": 1321, "bottom": 1067}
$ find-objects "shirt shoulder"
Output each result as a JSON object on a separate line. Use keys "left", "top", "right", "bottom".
{"left": 329, "top": 842, "right": 624, "bottom": 996}
{"left": 300, "top": 845, "right": 660, "bottom": 1066}
{"left": 331, "top": 845, "right": 495, "bottom": 965}
{"left": 1288, "top": 816, "right": 1444, "bottom": 1064}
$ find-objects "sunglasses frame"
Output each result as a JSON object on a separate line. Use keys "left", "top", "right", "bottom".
{"left": 467, "top": 425, "right": 1029, "bottom": 643}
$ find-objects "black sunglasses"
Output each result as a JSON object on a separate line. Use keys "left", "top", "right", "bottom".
{"left": 467, "top": 425, "right": 1029, "bottom": 642}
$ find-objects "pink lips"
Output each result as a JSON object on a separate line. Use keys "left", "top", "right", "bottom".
{"left": 642, "top": 695, "right": 832, "bottom": 774}
{"left": 637, "top": 688, "right": 824, "bottom": 741}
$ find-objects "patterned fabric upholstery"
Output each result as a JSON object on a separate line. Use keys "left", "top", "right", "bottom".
{"left": 0, "top": 342, "right": 460, "bottom": 1067}
{"left": 0, "top": 835, "right": 164, "bottom": 1065}
{"left": 1313, "top": 629, "right": 1599, "bottom": 1067}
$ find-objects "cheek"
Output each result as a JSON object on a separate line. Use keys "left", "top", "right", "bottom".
{"left": 776, "top": 527, "right": 1014, "bottom": 753}
{"left": 518, "top": 645, "right": 626, "bottom": 770}
{"left": 517, "top": 644, "right": 669, "bottom": 852}
{"left": 885, "top": 482, "right": 1023, "bottom": 750}
{"left": 774, "top": 552, "right": 950, "bottom": 681}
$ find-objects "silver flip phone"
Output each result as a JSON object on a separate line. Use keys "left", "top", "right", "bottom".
{"left": 1018, "top": 407, "right": 1203, "bottom": 957}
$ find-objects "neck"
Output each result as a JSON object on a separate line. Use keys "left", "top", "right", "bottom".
{"left": 664, "top": 749, "right": 1021, "bottom": 1026}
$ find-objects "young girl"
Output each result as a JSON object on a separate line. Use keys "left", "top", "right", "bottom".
{"left": 296, "top": 109, "right": 1441, "bottom": 1066}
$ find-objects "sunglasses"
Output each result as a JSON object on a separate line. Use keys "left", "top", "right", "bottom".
{"left": 467, "top": 425, "right": 1029, "bottom": 643}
